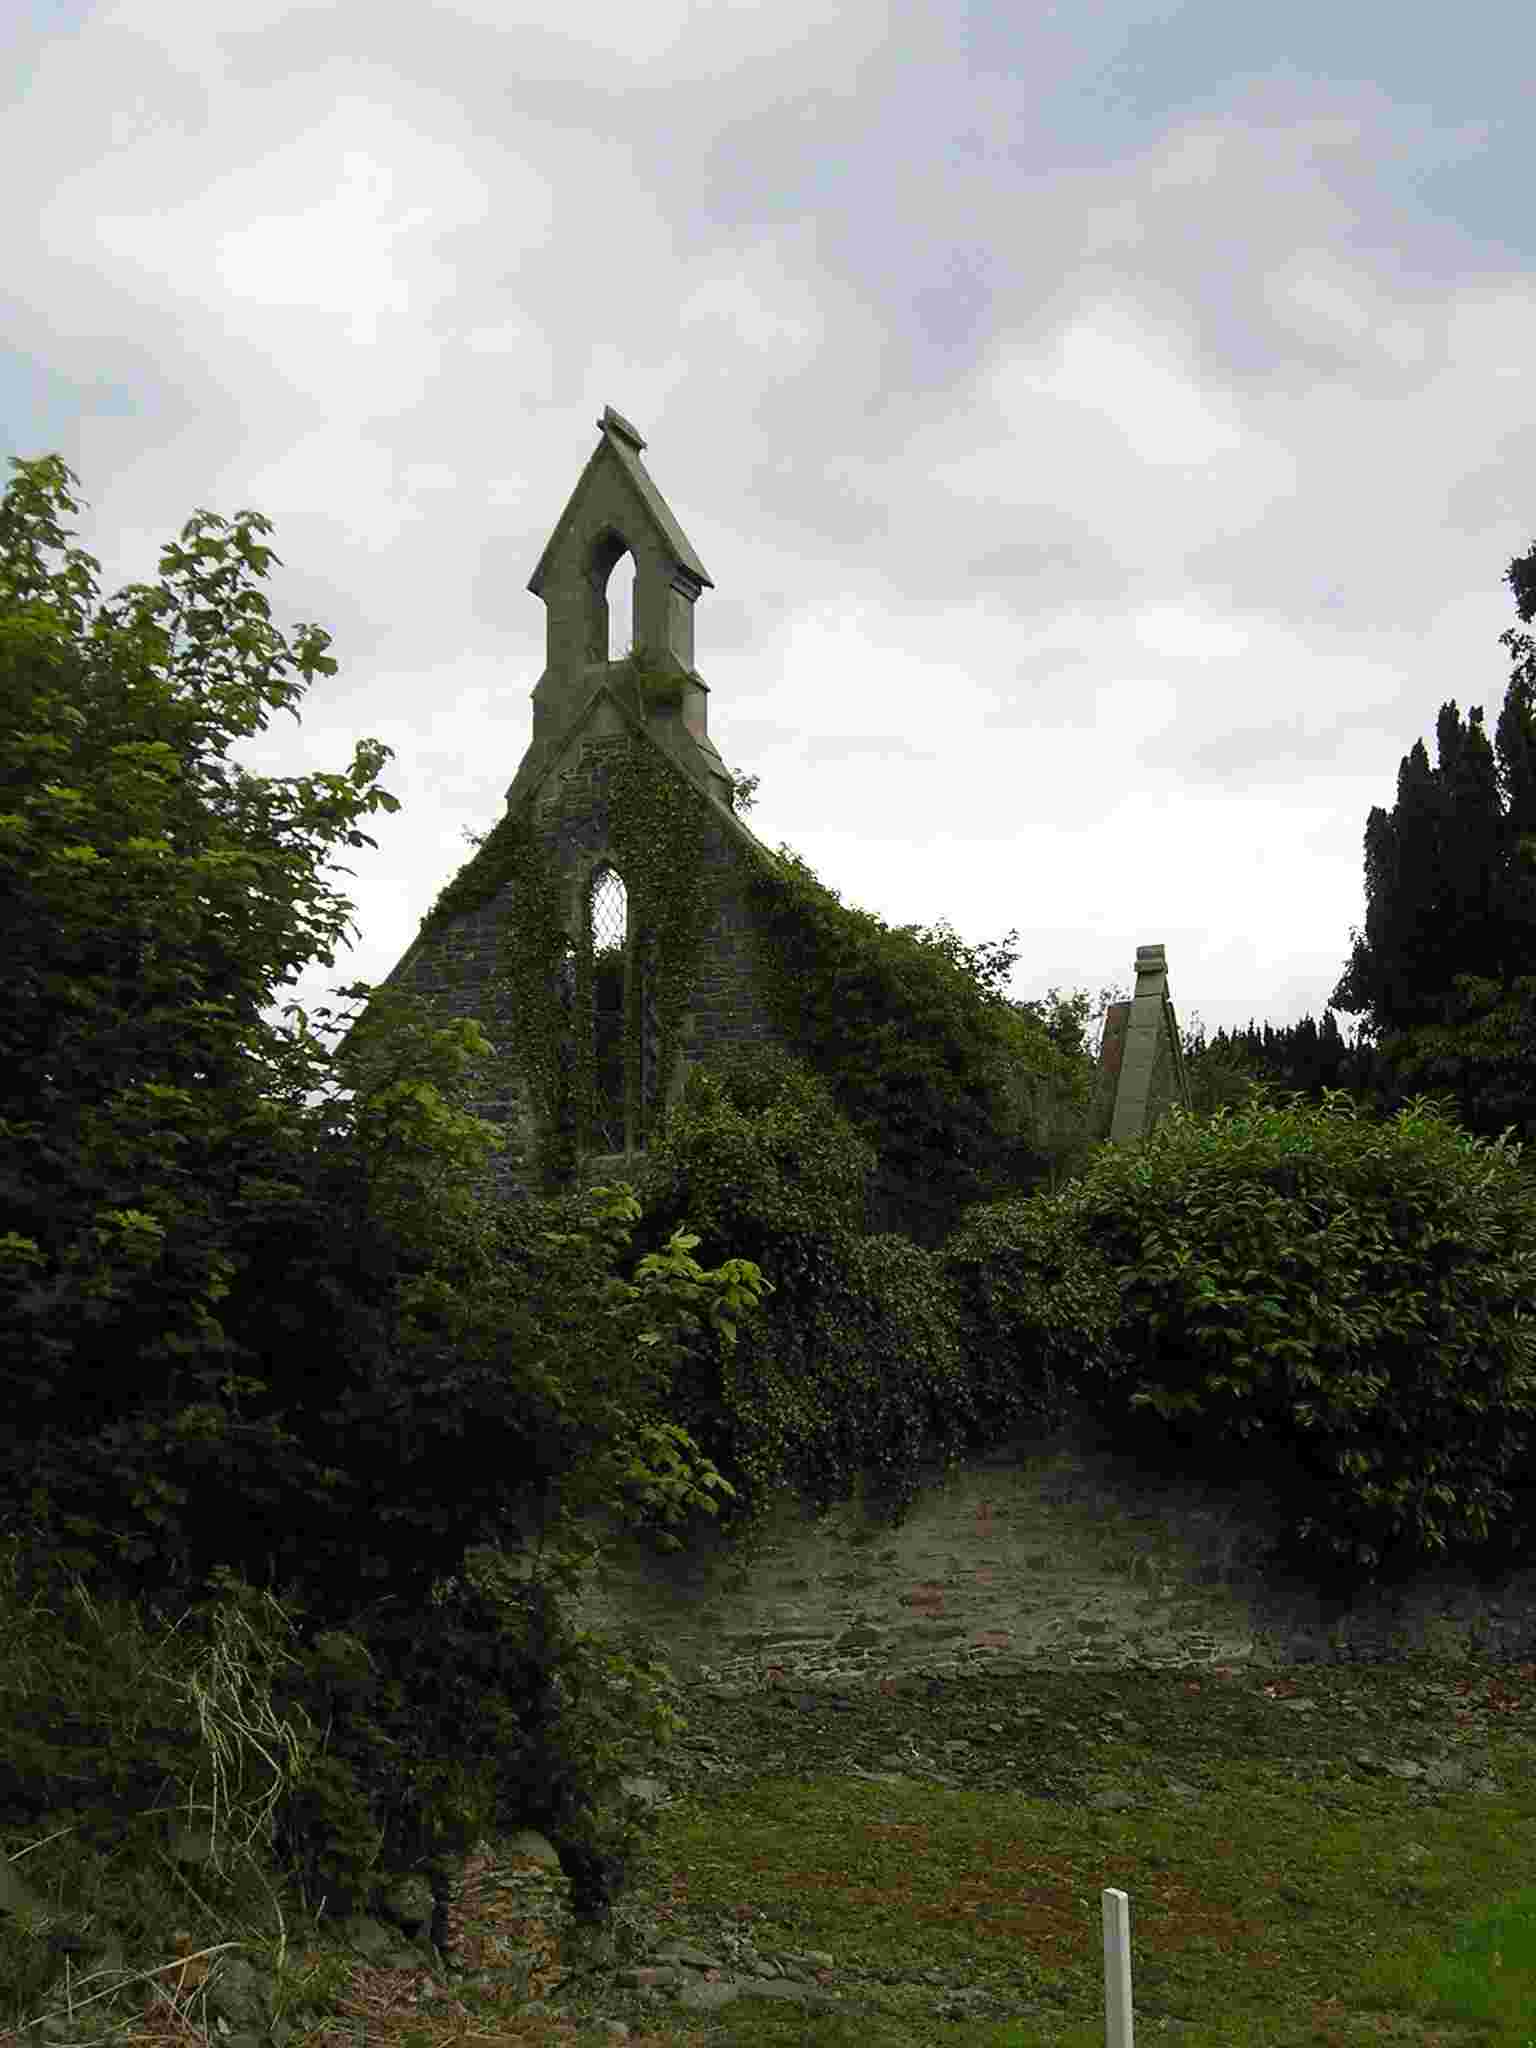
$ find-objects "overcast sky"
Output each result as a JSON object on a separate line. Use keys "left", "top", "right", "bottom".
{"left": 8, "top": 0, "right": 1534, "bottom": 1122}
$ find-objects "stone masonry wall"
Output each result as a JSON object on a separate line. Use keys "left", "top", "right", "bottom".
{"left": 383, "top": 730, "right": 795, "bottom": 1213}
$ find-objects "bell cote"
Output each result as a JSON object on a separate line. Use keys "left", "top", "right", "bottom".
{"left": 511, "top": 405, "right": 733, "bottom": 812}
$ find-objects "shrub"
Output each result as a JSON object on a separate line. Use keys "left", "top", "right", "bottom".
{"left": 940, "top": 1189, "right": 1127, "bottom": 1425}
{"left": 1027, "top": 1081, "right": 1536, "bottom": 1595}
{"left": 257, "top": 1545, "right": 691, "bottom": 1932}
{"left": 0, "top": 1524, "right": 691, "bottom": 2014}
{"left": 640, "top": 1040, "right": 877, "bottom": 1302}
{"left": 0, "top": 1175, "right": 770, "bottom": 1948}
{"left": 607, "top": 1039, "right": 1119, "bottom": 1540}
{"left": 603, "top": 1042, "right": 884, "bottom": 1523}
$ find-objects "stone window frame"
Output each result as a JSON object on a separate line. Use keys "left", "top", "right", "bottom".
{"left": 552, "top": 854, "right": 663, "bottom": 1167}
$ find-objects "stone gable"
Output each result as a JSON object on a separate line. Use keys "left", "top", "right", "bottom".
{"left": 364, "top": 405, "right": 818, "bottom": 1214}
{"left": 355, "top": 406, "right": 1190, "bottom": 1241}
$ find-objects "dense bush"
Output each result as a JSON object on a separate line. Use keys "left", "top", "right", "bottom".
{"left": 0, "top": 1525, "right": 692, "bottom": 2024}
{"left": 255, "top": 1542, "right": 691, "bottom": 1932}
{"left": 1022, "top": 1080, "right": 1536, "bottom": 1597}
{"left": 586, "top": 1038, "right": 1104, "bottom": 1546}
{"left": 637, "top": 1038, "right": 876, "bottom": 1304}
{"left": 597, "top": 1042, "right": 883, "bottom": 1524}
{"left": 0, "top": 1176, "right": 771, "bottom": 1952}
{"left": 940, "top": 1190, "right": 1127, "bottom": 1421}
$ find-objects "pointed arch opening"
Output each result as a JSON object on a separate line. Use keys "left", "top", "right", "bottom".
{"left": 582, "top": 527, "right": 635, "bottom": 668}
{"left": 548, "top": 862, "right": 665, "bottom": 1173}
{"left": 589, "top": 860, "right": 628, "bottom": 1153}
{"left": 608, "top": 552, "right": 635, "bottom": 662}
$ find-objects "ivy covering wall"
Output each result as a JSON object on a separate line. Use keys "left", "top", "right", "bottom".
{"left": 367, "top": 644, "right": 1104, "bottom": 1247}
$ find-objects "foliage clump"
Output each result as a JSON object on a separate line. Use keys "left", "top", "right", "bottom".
{"left": 1022, "top": 1079, "right": 1536, "bottom": 1598}
{"left": 556, "top": 1040, "right": 1133, "bottom": 1549}
{"left": 571, "top": 1038, "right": 892, "bottom": 1550}
{"left": 629, "top": 1039, "right": 873, "bottom": 1327}
{"left": 939, "top": 1190, "right": 1127, "bottom": 1421}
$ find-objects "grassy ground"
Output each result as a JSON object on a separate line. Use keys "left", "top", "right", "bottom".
{"left": 1413, "top": 1881, "right": 1536, "bottom": 2039}
{"left": 13, "top": 1636, "right": 1536, "bottom": 2048}
{"left": 518, "top": 1651, "right": 1536, "bottom": 2046}
{"left": 11, "top": 1509, "right": 1536, "bottom": 2048}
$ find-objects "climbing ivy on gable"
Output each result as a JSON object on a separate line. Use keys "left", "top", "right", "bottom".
{"left": 399, "top": 639, "right": 1107, "bottom": 1233}
{"left": 405, "top": 642, "right": 753, "bottom": 1196}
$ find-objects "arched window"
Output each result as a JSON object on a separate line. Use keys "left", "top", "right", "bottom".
{"left": 580, "top": 529, "right": 636, "bottom": 668}
{"left": 547, "top": 861, "right": 663, "bottom": 1160}
{"left": 608, "top": 552, "right": 635, "bottom": 661}
{"left": 589, "top": 862, "right": 628, "bottom": 1152}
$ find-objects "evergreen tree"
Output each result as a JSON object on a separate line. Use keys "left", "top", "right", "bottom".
{"left": 1491, "top": 580, "right": 1536, "bottom": 966}
{"left": 1332, "top": 731, "right": 1460, "bottom": 1042}
{"left": 1430, "top": 699, "right": 1508, "bottom": 985}
{"left": 1329, "top": 541, "right": 1536, "bottom": 1158}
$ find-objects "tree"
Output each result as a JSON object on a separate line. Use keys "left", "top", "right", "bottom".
{"left": 1491, "top": 561, "right": 1536, "bottom": 956}
{"left": 1329, "top": 541, "right": 1536, "bottom": 1158}
{"left": 0, "top": 453, "right": 769, "bottom": 1638}
{"left": 1, "top": 454, "right": 383, "bottom": 1435}
{"left": 1333, "top": 728, "right": 1464, "bottom": 1039}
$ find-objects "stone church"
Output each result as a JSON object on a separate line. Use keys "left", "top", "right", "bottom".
{"left": 354, "top": 405, "right": 1192, "bottom": 1245}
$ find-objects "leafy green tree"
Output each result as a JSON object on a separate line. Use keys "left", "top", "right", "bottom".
{"left": 2, "top": 455, "right": 386, "bottom": 1432}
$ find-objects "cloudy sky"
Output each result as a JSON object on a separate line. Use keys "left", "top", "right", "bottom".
{"left": 8, "top": 0, "right": 1534, "bottom": 1120}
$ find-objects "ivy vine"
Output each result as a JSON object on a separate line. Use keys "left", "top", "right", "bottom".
{"left": 402, "top": 638, "right": 1104, "bottom": 1224}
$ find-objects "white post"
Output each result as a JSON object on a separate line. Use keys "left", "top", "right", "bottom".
{"left": 1103, "top": 1888, "right": 1134, "bottom": 2047}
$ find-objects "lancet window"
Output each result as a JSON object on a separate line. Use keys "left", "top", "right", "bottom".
{"left": 552, "top": 860, "right": 662, "bottom": 1159}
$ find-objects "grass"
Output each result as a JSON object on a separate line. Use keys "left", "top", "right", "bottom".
{"left": 1410, "top": 1884, "right": 1536, "bottom": 2040}
{"left": 525, "top": 1649, "right": 1536, "bottom": 2047}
